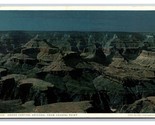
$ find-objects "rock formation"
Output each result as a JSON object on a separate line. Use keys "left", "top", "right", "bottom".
{"left": 19, "top": 78, "right": 55, "bottom": 105}
{"left": 119, "top": 96, "right": 155, "bottom": 113}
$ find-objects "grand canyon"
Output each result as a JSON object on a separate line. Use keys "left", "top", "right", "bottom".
{"left": 0, "top": 31, "right": 154, "bottom": 113}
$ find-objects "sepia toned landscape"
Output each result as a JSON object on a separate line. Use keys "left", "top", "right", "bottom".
{"left": 0, "top": 11, "right": 154, "bottom": 114}
{"left": 0, "top": 31, "right": 154, "bottom": 113}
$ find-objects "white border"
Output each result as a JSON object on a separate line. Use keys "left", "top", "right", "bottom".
{"left": 0, "top": 113, "right": 155, "bottom": 118}
{"left": 0, "top": 5, "right": 155, "bottom": 10}
{"left": 1, "top": 0, "right": 155, "bottom": 5}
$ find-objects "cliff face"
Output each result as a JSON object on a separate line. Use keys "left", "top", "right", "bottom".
{"left": 133, "top": 50, "right": 155, "bottom": 69}
{"left": 119, "top": 96, "right": 155, "bottom": 113}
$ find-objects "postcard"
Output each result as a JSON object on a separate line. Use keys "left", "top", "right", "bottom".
{"left": 0, "top": 5, "right": 154, "bottom": 119}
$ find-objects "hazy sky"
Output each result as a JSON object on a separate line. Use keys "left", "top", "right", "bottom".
{"left": 0, "top": 11, "right": 155, "bottom": 32}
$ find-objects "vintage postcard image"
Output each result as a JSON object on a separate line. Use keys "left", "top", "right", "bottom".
{"left": 0, "top": 6, "right": 154, "bottom": 118}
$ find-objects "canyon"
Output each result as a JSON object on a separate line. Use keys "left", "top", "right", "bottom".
{"left": 0, "top": 31, "right": 154, "bottom": 113}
